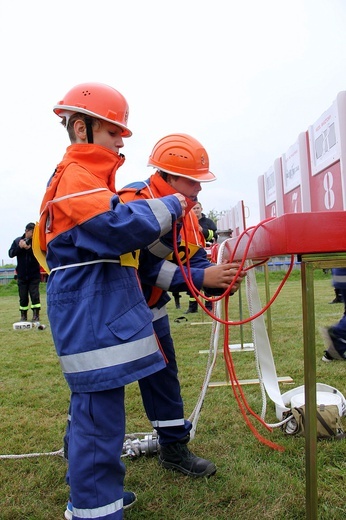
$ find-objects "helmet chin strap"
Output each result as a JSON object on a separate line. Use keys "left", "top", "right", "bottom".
{"left": 85, "top": 117, "right": 94, "bottom": 143}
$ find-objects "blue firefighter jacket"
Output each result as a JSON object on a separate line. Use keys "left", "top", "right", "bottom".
{"left": 38, "top": 144, "right": 183, "bottom": 393}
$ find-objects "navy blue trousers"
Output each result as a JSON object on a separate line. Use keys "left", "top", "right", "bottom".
{"left": 67, "top": 388, "right": 126, "bottom": 519}
{"left": 138, "top": 311, "right": 192, "bottom": 445}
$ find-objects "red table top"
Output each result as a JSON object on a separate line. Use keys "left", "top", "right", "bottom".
{"left": 226, "top": 211, "right": 346, "bottom": 260}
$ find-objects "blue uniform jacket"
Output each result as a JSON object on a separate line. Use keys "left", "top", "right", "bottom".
{"left": 38, "top": 144, "right": 183, "bottom": 393}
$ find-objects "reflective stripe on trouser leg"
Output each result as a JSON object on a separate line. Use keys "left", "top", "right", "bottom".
{"left": 69, "top": 388, "right": 126, "bottom": 519}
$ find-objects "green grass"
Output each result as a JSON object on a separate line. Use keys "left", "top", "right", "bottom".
{"left": 0, "top": 270, "right": 345, "bottom": 519}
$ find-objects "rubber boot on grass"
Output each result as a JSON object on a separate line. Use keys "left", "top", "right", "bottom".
{"left": 32, "top": 309, "right": 40, "bottom": 322}
{"left": 329, "top": 288, "right": 343, "bottom": 304}
{"left": 20, "top": 310, "right": 28, "bottom": 321}
{"left": 185, "top": 299, "right": 198, "bottom": 314}
{"left": 205, "top": 299, "right": 213, "bottom": 311}
{"left": 159, "top": 435, "right": 216, "bottom": 478}
{"left": 173, "top": 293, "right": 181, "bottom": 309}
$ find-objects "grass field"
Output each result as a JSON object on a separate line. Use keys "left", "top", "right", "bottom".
{"left": 0, "top": 270, "right": 345, "bottom": 519}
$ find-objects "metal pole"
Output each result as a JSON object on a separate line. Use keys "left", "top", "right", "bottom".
{"left": 300, "top": 258, "right": 318, "bottom": 520}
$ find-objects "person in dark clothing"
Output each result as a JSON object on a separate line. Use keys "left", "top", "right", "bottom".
{"left": 192, "top": 201, "right": 218, "bottom": 245}
{"left": 329, "top": 287, "right": 343, "bottom": 304}
{"left": 185, "top": 202, "right": 218, "bottom": 312}
{"left": 321, "top": 268, "right": 346, "bottom": 361}
{"left": 8, "top": 222, "right": 41, "bottom": 321}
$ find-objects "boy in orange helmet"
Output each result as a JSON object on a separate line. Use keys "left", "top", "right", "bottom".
{"left": 37, "top": 84, "right": 187, "bottom": 520}
{"left": 118, "top": 133, "right": 245, "bottom": 479}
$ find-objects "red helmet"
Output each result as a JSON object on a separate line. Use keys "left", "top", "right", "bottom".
{"left": 54, "top": 82, "right": 132, "bottom": 137}
{"left": 148, "top": 133, "right": 216, "bottom": 182}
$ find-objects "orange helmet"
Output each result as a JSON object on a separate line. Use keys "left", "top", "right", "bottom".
{"left": 148, "top": 133, "right": 216, "bottom": 182}
{"left": 53, "top": 82, "right": 132, "bottom": 137}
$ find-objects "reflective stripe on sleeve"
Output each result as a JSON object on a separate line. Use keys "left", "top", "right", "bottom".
{"left": 151, "top": 306, "right": 168, "bottom": 322}
{"left": 145, "top": 198, "right": 175, "bottom": 234}
{"left": 148, "top": 240, "right": 173, "bottom": 259}
{"left": 155, "top": 261, "right": 177, "bottom": 290}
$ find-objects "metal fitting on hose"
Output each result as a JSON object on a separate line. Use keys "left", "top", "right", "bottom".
{"left": 122, "top": 434, "right": 160, "bottom": 459}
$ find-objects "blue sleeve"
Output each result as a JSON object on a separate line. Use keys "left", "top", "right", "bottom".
{"left": 77, "top": 194, "right": 183, "bottom": 258}
{"left": 138, "top": 249, "right": 205, "bottom": 292}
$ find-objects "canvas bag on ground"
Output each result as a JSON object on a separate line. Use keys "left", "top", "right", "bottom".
{"left": 283, "top": 404, "right": 345, "bottom": 439}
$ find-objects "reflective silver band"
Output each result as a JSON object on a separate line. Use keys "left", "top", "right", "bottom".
{"left": 50, "top": 259, "right": 120, "bottom": 272}
{"left": 60, "top": 334, "right": 159, "bottom": 374}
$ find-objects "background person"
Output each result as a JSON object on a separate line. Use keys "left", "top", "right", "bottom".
{"left": 323, "top": 268, "right": 343, "bottom": 304}
{"left": 8, "top": 222, "right": 41, "bottom": 322}
{"left": 192, "top": 201, "right": 218, "bottom": 245}
{"left": 173, "top": 202, "right": 207, "bottom": 312}
{"left": 321, "top": 267, "right": 346, "bottom": 361}
{"left": 329, "top": 287, "right": 343, "bottom": 304}
{"left": 185, "top": 201, "right": 218, "bottom": 312}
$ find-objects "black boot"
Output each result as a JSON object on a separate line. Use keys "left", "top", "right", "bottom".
{"left": 329, "top": 289, "right": 343, "bottom": 304}
{"left": 20, "top": 310, "right": 28, "bottom": 321}
{"left": 32, "top": 309, "right": 40, "bottom": 322}
{"left": 205, "top": 300, "right": 213, "bottom": 311}
{"left": 159, "top": 436, "right": 216, "bottom": 478}
{"left": 173, "top": 293, "right": 181, "bottom": 309}
{"left": 185, "top": 300, "right": 198, "bottom": 314}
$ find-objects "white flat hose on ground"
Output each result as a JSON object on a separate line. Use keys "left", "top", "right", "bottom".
{"left": 244, "top": 264, "right": 289, "bottom": 416}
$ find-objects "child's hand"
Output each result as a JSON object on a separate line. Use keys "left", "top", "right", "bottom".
{"left": 172, "top": 193, "right": 187, "bottom": 217}
{"left": 203, "top": 263, "right": 246, "bottom": 292}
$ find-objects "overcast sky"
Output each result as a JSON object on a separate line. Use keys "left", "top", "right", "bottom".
{"left": 1, "top": 0, "right": 346, "bottom": 264}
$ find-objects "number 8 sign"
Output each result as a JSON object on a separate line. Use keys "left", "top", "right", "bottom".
{"left": 308, "top": 92, "right": 346, "bottom": 211}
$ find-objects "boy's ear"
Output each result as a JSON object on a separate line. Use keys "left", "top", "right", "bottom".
{"left": 74, "top": 119, "right": 87, "bottom": 140}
